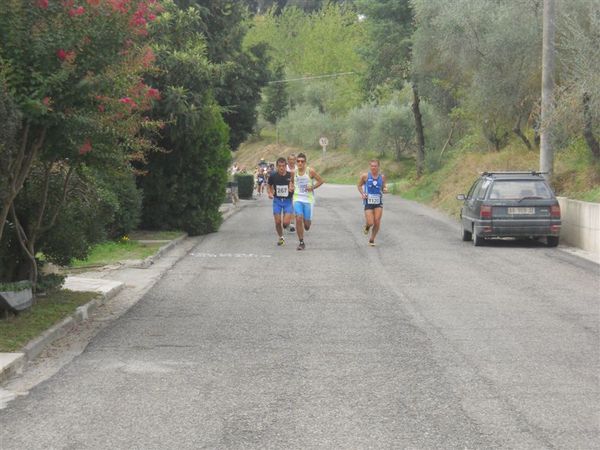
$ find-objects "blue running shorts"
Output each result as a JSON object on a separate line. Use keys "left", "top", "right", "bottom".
{"left": 294, "top": 201, "right": 313, "bottom": 220}
{"left": 273, "top": 197, "right": 293, "bottom": 215}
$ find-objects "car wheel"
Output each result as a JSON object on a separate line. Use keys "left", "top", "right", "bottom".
{"left": 473, "top": 232, "right": 485, "bottom": 247}
{"left": 461, "top": 226, "right": 472, "bottom": 241}
{"left": 546, "top": 236, "right": 559, "bottom": 247}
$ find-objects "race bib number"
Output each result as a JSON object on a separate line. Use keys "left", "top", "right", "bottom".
{"left": 276, "top": 185, "right": 289, "bottom": 197}
{"left": 367, "top": 194, "right": 381, "bottom": 205}
{"left": 298, "top": 182, "right": 309, "bottom": 194}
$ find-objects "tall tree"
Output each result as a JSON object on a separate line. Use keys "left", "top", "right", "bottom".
{"left": 356, "top": 0, "right": 426, "bottom": 175}
{"left": 554, "top": 0, "right": 600, "bottom": 160}
{"left": 245, "top": 4, "right": 365, "bottom": 115}
{"left": 0, "top": 0, "right": 161, "bottom": 281}
{"left": 412, "top": 0, "right": 543, "bottom": 153}
{"left": 261, "top": 64, "right": 290, "bottom": 124}
{"left": 139, "top": 4, "right": 231, "bottom": 235}
{"left": 175, "top": 0, "right": 271, "bottom": 150}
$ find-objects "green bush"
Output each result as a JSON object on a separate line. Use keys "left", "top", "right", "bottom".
{"left": 0, "top": 281, "right": 31, "bottom": 292}
{"left": 235, "top": 174, "right": 255, "bottom": 199}
{"left": 139, "top": 100, "right": 231, "bottom": 236}
{"left": 96, "top": 170, "right": 142, "bottom": 239}
{"left": 35, "top": 273, "right": 65, "bottom": 294}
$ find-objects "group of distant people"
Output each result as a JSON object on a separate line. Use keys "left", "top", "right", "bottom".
{"left": 253, "top": 160, "right": 273, "bottom": 197}
{"left": 255, "top": 153, "right": 388, "bottom": 250}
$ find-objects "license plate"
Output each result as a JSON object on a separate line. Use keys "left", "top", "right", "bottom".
{"left": 507, "top": 207, "right": 535, "bottom": 215}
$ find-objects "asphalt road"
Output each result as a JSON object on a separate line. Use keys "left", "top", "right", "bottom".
{"left": 1, "top": 185, "right": 598, "bottom": 449}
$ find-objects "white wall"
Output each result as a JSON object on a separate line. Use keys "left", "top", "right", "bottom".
{"left": 557, "top": 197, "right": 600, "bottom": 258}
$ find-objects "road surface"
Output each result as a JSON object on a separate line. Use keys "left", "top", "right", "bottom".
{"left": 1, "top": 185, "right": 598, "bottom": 449}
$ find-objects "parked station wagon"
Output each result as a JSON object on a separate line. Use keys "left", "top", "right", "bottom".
{"left": 457, "top": 171, "right": 561, "bottom": 247}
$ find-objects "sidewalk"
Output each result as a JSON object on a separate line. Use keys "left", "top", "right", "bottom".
{"left": 0, "top": 201, "right": 244, "bottom": 386}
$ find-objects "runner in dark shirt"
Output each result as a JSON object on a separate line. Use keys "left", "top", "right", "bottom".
{"left": 268, "top": 157, "right": 294, "bottom": 246}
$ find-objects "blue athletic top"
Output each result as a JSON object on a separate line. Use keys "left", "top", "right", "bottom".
{"left": 364, "top": 172, "right": 383, "bottom": 206}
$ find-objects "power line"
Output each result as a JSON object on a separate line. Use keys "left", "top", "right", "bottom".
{"left": 268, "top": 71, "right": 357, "bottom": 84}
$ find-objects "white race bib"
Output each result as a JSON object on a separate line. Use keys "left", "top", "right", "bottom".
{"left": 276, "top": 185, "right": 289, "bottom": 197}
{"left": 298, "top": 182, "right": 309, "bottom": 194}
{"left": 367, "top": 193, "right": 381, "bottom": 205}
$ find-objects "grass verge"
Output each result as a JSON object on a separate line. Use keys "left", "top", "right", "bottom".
{"left": 71, "top": 241, "right": 163, "bottom": 268}
{"left": 0, "top": 290, "right": 99, "bottom": 352}
{"left": 127, "top": 230, "right": 185, "bottom": 241}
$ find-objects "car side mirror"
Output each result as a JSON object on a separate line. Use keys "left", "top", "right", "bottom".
{"left": 456, "top": 194, "right": 466, "bottom": 201}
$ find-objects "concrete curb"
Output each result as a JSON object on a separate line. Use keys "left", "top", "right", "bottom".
{"left": 0, "top": 353, "right": 25, "bottom": 385}
{"left": 0, "top": 282, "right": 124, "bottom": 383}
{"left": 124, "top": 233, "right": 188, "bottom": 269}
{"left": 220, "top": 199, "right": 251, "bottom": 222}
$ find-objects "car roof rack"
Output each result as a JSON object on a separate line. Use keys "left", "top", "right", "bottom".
{"left": 481, "top": 171, "right": 547, "bottom": 176}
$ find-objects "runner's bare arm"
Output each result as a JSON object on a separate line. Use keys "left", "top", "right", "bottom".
{"left": 268, "top": 183, "right": 274, "bottom": 199}
{"left": 357, "top": 173, "right": 367, "bottom": 199}
{"left": 308, "top": 168, "right": 324, "bottom": 191}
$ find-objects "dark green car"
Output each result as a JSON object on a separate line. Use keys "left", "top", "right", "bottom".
{"left": 457, "top": 171, "right": 561, "bottom": 247}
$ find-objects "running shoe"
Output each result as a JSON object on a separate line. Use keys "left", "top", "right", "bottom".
{"left": 363, "top": 224, "right": 370, "bottom": 235}
{"left": 297, "top": 241, "right": 305, "bottom": 251}
{"left": 289, "top": 225, "right": 296, "bottom": 232}
{"left": 277, "top": 236, "right": 285, "bottom": 246}
{"left": 368, "top": 240, "right": 376, "bottom": 246}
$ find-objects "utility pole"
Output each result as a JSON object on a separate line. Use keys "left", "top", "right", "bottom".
{"left": 540, "top": 0, "right": 556, "bottom": 179}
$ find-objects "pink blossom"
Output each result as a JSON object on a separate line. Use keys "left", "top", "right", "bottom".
{"left": 79, "top": 139, "right": 92, "bottom": 155}
{"left": 119, "top": 97, "right": 137, "bottom": 108}
{"left": 37, "top": 0, "right": 49, "bottom": 8}
{"left": 98, "top": 104, "right": 105, "bottom": 112}
{"left": 109, "top": 0, "right": 130, "bottom": 13}
{"left": 136, "top": 17, "right": 146, "bottom": 26}
{"left": 69, "top": 6, "right": 85, "bottom": 16}
{"left": 147, "top": 88, "right": 160, "bottom": 100}
{"left": 57, "top": 49, "right": 76, "bottom": 62}
{"left": 42, "top": 97, "right": 52, "bottom": 107}
{"left": 141, "top": 47, "right": 155, "bottom": 68}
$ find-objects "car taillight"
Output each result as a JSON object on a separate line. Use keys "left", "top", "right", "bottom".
{"left": 550, "top": 204, "right": 561, "bottom": 218}
{"left": 480, "top": 205, "right": 492, "bottom": 219}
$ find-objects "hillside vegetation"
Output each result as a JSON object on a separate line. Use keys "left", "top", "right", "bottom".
{"left": 236, "top": 130, "right": 599, "bottom": 218}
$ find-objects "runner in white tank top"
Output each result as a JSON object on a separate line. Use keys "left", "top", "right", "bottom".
{"left": 293, "top": 153, "right": 324, "bottom": 250}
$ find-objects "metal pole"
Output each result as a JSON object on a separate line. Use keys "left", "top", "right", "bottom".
{"left": 540, "top": 0, "right": 556, "bottom": 179}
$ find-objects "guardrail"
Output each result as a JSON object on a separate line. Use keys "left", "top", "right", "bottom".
{"left": 557, "top": 197, "right": 600, "bottom": 257}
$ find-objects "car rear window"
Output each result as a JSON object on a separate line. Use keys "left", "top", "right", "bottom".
{"left": 488, "top": 180, "right": 554, "bottom": 200}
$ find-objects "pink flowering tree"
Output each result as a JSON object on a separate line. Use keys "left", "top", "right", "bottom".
{"left": 0, "top": 0, "right": 163, "bottom": 283}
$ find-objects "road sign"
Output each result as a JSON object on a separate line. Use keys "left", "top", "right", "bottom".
{"left": 319, "top": 136, "right": 328, "bottom": 155}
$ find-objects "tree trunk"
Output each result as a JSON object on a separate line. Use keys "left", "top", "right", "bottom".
{"left": 411, "top": 84, "right": 425, "bottom": 178}
{"left": 439, "top": 119, "right": 457, "bottom": 162}
{"left": 0, "top": 124, "right": 47, "bottom": 243}
{"left": 0, "top": 199, "right": 12, "bottom": 245}
{"left": 540, "top": 0, "right": 556, "bottom": 179}
{"left": 582, "top": 92, "right": 600, "bottom": 159}
{"left": 10, "top": 204, "right": 38, "bottom": 293}
{"left": 513, "top": 116, "right": 533, "bottom": 150}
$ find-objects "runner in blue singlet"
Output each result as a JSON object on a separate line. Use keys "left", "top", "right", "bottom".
{"left": 357, "top": 159, "right": 388, "bottom": 246}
